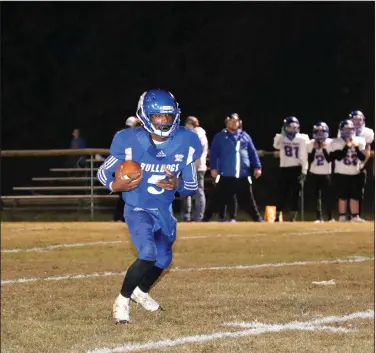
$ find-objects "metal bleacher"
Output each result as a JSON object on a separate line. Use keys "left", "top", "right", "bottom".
{"left": 1, "top": 158, "right": 118, "bottom": 215}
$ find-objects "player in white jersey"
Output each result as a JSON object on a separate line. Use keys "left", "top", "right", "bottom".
{"left": 273, "top": 116, "right": 309, "bottom": 222}
{"left": 307, "top": 122, "right": 335, "bottom": 223}
{"left": 349, "top": 110, "right": 374, "bottom": 216}
{"left": 331, "top": 120, "right": 366, "bottom": 222}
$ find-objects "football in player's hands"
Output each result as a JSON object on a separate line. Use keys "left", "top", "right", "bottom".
{"left": 112, "top": 161, "right": 143, "bottom": 192}
{"left": 115, "top": 161, "right": 142, "bottom": 181}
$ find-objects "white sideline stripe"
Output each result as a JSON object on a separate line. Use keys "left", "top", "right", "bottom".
{"left": 1, "top": 256, "right": 373, "bottom": 285}
{"left": 169, "top": 256, "right": 373, "bottom": 272}
{"left": 225, "top": 309, "right": 374, "bottom": 328}
{"left": 3, "top": 228, "right": 366, "bottom": 254}
{"left": 9, "top": 226, "right": 65, "bottom": 232}
{"left": 86, "top": 310, "right": 373, "bottom": 353}
{"left": 1, "top": 234, "right": 241, "bottom": 254}
{"left": 1, "top": 241, "right": 124, "bottom": 253}
{"left": 284, "top": 229, "right": 355, "bottom": 236}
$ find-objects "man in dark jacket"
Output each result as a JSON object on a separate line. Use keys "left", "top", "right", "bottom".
{"left": 203, "top": 113, "right": 263, "bottom": 222}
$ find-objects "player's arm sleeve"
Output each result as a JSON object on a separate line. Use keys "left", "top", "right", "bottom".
{"left": 307, "top": 141, "right": 316, "bottom": 165}
{"left": 273, "top": 134, "right": 283, "bottom": 150}
{"left": 97, "top": 132, "right": 125, "bottom": 192}
{"left": 299, "top": 139, "right": 309, "bottom": 174}
{"left": 363, "top": 131, "right": 374, "bottom": 165}
{"left": 354, "top": 139, "right": 366, "bottom": 161}
{"left": 177, "top": 135, "right": 203, "bottom": 196}
{"left": 322, "top": 148, "right": 331, "bottom": 162}
{"left": 354, "top": 146, "right": 366, "bottom": 161}
{"left": 366, "top": 130, "right": 375, "bottom": 145}
{"left": 176, "top": 162, "right": 199, "bottom": 197}
{"left": 209, "top": 134, "right": 221, "bottom": 170}
{"left": 330, "top": 144, "right": 350, "bottom": 161}
{"left": 247, "top": 134, "right": 261, "bottom": 169}
{"left": 308, "top": 149, "right": 315, "bottom": 164}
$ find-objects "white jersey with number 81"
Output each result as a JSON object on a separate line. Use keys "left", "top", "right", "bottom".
{"left": 273, "top": 133, "right": 309, "bottom": 174}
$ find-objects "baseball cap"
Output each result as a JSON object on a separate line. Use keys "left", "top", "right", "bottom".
{"left": 126, "top": 116, "right": 138, "bottom": 127}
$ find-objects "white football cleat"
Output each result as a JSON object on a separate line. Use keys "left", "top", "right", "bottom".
{"left": 131, "top": 286, "right": 161, "bottom": 312}
{"left": 328, "top": 219, "right": 336, "bottom": 223}
{"left": 351, "top": 215, "right": 366, "bottom": 223}
{"left": 113, "top": 294, "right": 130, "bottom": 323}
{"left": 314, "top": 219, "right": 323, "bottom": 223}
{"left": 338, "top": 215, "right": 348, "bottom": 222}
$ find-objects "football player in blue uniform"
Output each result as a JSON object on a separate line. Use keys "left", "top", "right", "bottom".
{"left": 97, "top": 89, "right": 203, "bottom": 323}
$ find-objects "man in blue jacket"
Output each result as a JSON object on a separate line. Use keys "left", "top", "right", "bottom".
{"left": 203, "top": 113, "right": 263, "bottom": 222}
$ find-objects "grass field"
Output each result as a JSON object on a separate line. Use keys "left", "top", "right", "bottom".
{"left": 1, "top": 222, "right": 374, "bottom": 353}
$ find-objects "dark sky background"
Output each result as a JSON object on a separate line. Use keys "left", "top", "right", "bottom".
{"left": 1, "top": 1, "right": 375, "bottom": 194}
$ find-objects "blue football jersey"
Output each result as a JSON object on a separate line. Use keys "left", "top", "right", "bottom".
{"left": 98, "top": 127, "right": 203, "bottom": 209}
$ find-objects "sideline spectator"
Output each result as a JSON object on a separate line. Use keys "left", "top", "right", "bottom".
{"left": 203, "top": 113, "right": 263, "bottom": 222}
{"left": 180, "top": 116, "right": 208, "bottom": 222}
{"left": 67, "top": 128, "right": 87, "bottom": 168}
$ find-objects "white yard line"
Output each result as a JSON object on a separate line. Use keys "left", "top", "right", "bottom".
{"left": 1, "top": 241, "right": 125, "bottom": 253}
{"left": 283, "top": 229, "right": 358, "bottom": 236}
{"left": 86, "top": 310, "right": 374, "bottom": 353}
{"left": 224, "top": 309, "right": 374, "bottom": 328}
{"left": 8, "top": 226, "right": 66, "bottom": 232}
{"left": 1, "top": 256, "right": 373, "bottom": 285}
{"left": 169, "top": 256, "right": 373, "bottom": 272}
{"left": 2, "top": 229, "right": 369, "bottom": 254}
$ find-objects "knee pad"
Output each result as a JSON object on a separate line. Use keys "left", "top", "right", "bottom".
{"left": 134, "top": 258, "right": 155, "bottom": 271}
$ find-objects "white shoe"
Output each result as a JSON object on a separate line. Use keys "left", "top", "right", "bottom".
{"left": 314, "top": 219, "right": 323, "bottom": 223}
{"left": 113, "top": 294, "right": 130, "bottom": 323}
{"left": 351, "top": 215, "right": 366, "bottom": 223}
{"left": 131, "top": 286, "right": 161, "bottom": 312}
{"left": 338, "top": 215, "right": 348, "bottom": 222}
{"left": 328, "top": 219, "right": 336, "bottom": 223}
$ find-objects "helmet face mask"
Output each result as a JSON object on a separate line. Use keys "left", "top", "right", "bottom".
{"left": 150, "top": 114, "right": 175, "bottom": 133}
{"left": 136, "top": 89, "right": 181, "bottom": 138}
{"left": 285, "top": 122, "right": 299, "bottom": 134}
{"left": 312, "top": 122, "right": 329, "bottom": 141}
{"left": 339, "top": 120, "right": 355, "bottom": 140}
{"left": 349, "top": 110, "right": 365, "bottom": 134}
{"left": 283, "top": 116, "right": 300, "bottom": 139}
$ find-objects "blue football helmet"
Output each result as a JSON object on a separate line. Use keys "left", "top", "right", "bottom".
{"left": 283, "top": 116, "right": 300, "bottom": 139}
{"left": 349, "top": 110, "right": 365, "bottom": 135}
{"left": 339, "top": 119, "right": 355, "bottom": 140}
{"left": 312, "top": 122, "right": 329, "bottom": 142}
{"left": 136, "top": 89, "right": 181, "bottom": 138}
